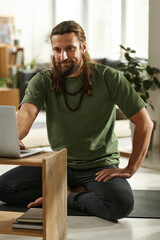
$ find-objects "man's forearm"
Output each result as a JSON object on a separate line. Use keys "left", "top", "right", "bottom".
{"left": 126, "top": 120, "right": 153, "bottom": 175}
{"left": 17, "top": 103, "right": 40, "bottom": 140}
{"left": 93, "top": 108, "right": 154, "bottom": 183}
{"left": 17, "top": 113, "right": 32, "bottom": 140}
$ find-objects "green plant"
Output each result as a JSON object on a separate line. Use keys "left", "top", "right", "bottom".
{"left": 0, "top": 77, "right": 12, "bottom": 88}
{"left": 116, "top": 45, "right": 160, "bottom": 110}
{"left": 25, "top": 58, "right": 37, "bottom": 70}
{"left": 0, "top": 77, "right": 7, "bottom": 87}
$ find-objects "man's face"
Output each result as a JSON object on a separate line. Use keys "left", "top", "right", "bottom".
{"left": 51, "top": 32, "right": 86, "bottom": 77}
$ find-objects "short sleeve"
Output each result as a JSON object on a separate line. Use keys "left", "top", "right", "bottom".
{"left": 20, "top": 70, "right": 51, "bottom": 109}
{"left": 104, "top": 68, "right": 147, "bottom": 118}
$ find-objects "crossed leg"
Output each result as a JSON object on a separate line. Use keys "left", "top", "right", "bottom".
{"left": 67, "top": 166, "right": 134, "bottom": 221}
{"left": 0, "top": 165, "right": 134, "bottom": 221}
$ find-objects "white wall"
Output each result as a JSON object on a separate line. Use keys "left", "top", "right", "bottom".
{"left": 0, "top": 0, "right": 53, "bottom": 64}
{"left": 148, "top": 0, "right": 160, "bottom": 147}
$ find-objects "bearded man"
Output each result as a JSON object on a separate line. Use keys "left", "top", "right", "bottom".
{"left": 0, "top": 20, "right": 153, "bottom": 221}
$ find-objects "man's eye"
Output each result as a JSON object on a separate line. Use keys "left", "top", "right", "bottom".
{"left": 54, "top": 48, "right": 61, "bottom": 53}
{"left": 67, "top": 46, "right": 74, "bottom": 51}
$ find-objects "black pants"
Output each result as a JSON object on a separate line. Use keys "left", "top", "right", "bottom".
{"left": 0, "top": 165, "right": 134, "bottom": 221}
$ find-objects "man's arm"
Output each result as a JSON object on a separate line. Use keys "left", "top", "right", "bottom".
{"left": 125, "top": 107, "right": 153, "bottom": 175}
{"left": 17, "top": 103, "right": 40, "bottom": 141}
{"left": 95, "top": 107, "right": 153, "bottom": 181}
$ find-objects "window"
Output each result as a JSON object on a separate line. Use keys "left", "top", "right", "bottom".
{"left": 55, "top": 0, "right": 83, "bottom": 27}
{"left": 87, "top": 0, "right": 121, "bottom": 59}
{"left": 55, "top": 0, "right": 149, "bottom": 59}
{"left": 124, "top": 0, "right": 149, "bottom": 58}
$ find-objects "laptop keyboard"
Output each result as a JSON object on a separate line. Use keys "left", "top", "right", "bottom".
{"left": 20, "top": 150, "right": 31, "bottom": 153}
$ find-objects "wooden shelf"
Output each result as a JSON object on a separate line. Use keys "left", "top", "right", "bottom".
{"left": 7, "top": 64, "right": 24, "bottom": 68}
{"left": 0, "top": 211, "right": 42, "bottom": 237}
{"left": 0, "top": 88, "right": 20, "bottom": 110}
{"left": 0, "top": 150, "right": 67, "bottom": 240}
{"left": 0, "top": 44, "right": 24, "bottom": 78}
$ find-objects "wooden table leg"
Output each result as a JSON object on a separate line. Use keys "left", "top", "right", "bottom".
{"left": 42, "top": 149, "right": 67, "bottom": 240}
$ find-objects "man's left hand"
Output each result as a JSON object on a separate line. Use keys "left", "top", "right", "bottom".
{"left": 95, "top": 168, "right": 132, "bottom": 182}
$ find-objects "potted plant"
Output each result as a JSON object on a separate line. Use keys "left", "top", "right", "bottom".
{"left": 0, "top": 77, "right": 12, "bottom": 88}
{"left": 13, "top": 27, "right": 22, "bottom": 46}
{"left": 116, "top": 45, "right": 160, "bottom": 150}
{"left": 116, "top": 45, "right": 160, "bottom": 110}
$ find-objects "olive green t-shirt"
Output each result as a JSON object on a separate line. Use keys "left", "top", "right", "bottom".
{"left": 21, "top": 63, "right": 146, "bottom": 169}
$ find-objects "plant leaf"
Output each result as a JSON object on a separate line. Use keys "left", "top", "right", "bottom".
{"left": 146, "top": 65, "right": 153, "bottom": 75}
{"left": 152, "top": 67, "right": 160, "bottom": 74}
{"left": 150, "top": 104, "right": 154, "bottom": 111}
{"left": 125, "top": 53, "right": 131, "bottom": 61}
{"left": 132, "top": 77, "right": 141, "bottom": 84}
{"left": 153, "top": 77, "right": 160, "bottom": 88}
{"left": 124, "top": 73, "right": 131, "bottom": 80}
{"left": 128, "top": 66, "right": 139, "bottom": 75}
{"left": 116, "top": 62, "right": 126, "bottom": 69}
{"left": 143, "top": 80, "right": 153, "bottom": 90}
{"left": 119, "top": 45, "right": 127, "bottom": 51}
{"left": 134, "top": 83, "right": 141, "bottom": 92}
{"left": 140, "top": 91, "right": 149, "bottom": 103}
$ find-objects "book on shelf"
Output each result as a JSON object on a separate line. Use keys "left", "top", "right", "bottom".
{"left": 15, "top": 49, "right": 24, "bottom": 66}
{"left": 16, "top": 208, "right": 43, "bottom": 223}
{"left": 9, "top": 48, "right": 24, "bottom": 66}
{"left": 10, "top": 52, "right": 16, "bottom": 65}
{"left": 12, "top": 208, "right": 43, "bottom": 230}
{"left": 13, "top": 220, "right": 43, "bottom": 230}
{"left": 9, "top": 47, "right": 17, "bottom": 65}
{"left": 9, "top": 66, "right": 17, "bottom": 78}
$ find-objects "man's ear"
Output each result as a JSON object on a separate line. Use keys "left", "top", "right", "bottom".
{"left": 81, "top": 41, "right": 87, "bottom": 53}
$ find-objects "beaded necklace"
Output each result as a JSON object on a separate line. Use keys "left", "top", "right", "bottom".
{"left": 62, "top": 83, "right": 84, "bottom": 112}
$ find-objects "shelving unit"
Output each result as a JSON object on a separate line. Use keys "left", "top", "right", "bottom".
{"left": 0, "top": 43, "right": 24, "bottom": 108}
{"left": 0, "top": 150, "right": 67, "bottom": 240}
{"left": 0, "top": 43, "right": 24, "bottom": 79}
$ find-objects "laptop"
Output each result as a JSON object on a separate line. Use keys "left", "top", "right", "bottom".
{"left": 0, "top": 105, "right": 44, "bottom": 158}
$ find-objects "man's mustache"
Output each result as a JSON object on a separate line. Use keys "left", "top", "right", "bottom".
{"left": 59, "top": 59, "right": 72, "bottom": 64}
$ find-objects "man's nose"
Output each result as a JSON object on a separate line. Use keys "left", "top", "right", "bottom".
{"left": 59, "top": 50, "right": 68, "bottom": 61}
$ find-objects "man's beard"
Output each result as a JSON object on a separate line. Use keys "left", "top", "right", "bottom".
{"left": 53, "top": 57, "right": 82, "bottom": 77}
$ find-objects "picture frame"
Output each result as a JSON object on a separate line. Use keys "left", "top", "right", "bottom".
{"left": 0, "top": 16, "right": 14, "bottom": 44}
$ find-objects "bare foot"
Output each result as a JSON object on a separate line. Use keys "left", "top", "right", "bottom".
{"left": 27, "top": 186, "right": 85, "bottom": 208}
{"left": 72, "top": 186, "right": 88, "bottom": 193}
{"left": 28, "top": 186, "right": 72, "bottom": 208}
{"left": 67, "top": 185, "right": 71, "bottom": 197}
{"left": 27, "top": 197, "right": 43, "bottom": 208}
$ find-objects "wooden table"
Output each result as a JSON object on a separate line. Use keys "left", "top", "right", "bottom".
{"left": 0, "top": 150, "right": 67, "bottom": 240}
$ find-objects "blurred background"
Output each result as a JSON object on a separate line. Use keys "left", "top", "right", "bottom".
{"left": 0, "top": 0, "right": 149, "bottom": 63}
{"left": 0, "top": 0, "right": 160, "bottom": 148}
